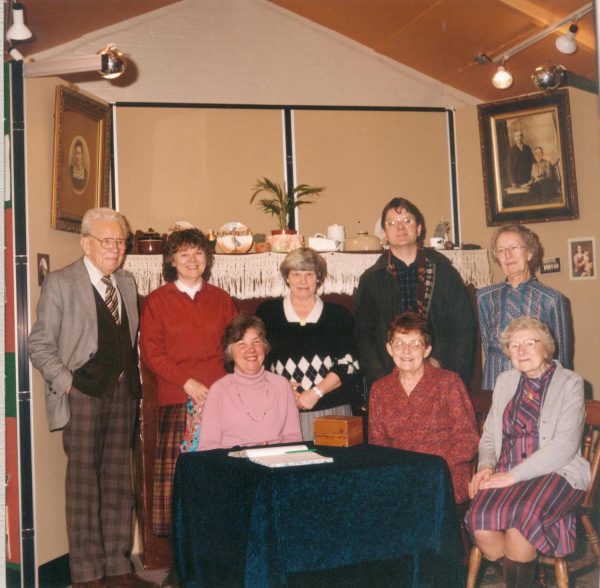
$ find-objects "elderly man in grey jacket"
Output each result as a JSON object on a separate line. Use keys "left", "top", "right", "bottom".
{"left": 28, "top": 208, "right": 157, "bottom": 588}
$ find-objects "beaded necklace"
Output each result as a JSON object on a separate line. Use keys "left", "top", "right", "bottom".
{"left": 235, "top": 377, "right": 270, "bottom": 422}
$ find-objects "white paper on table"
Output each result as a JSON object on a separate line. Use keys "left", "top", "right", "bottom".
{"left": 228, "top": 445, "right": 308, "bottom": 458}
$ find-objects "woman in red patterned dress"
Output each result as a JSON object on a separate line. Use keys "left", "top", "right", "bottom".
{"left": 368, "top": 311, "right": 479, "bottom": 505}
{"left": 466, "top": 316, "right": 590, "bottom": 588}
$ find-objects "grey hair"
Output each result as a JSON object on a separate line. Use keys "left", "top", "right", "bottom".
{"left": 491, "top": 224, "right": 541, "bottom": 273}
{"left": 280, "top": 247, "right": 328, "bottom": 286}
{"left": 81, "top": 207, "right": 130, "bottom": 237}
{"left": 499, "top": 316, "right": 556, "bottom": 359}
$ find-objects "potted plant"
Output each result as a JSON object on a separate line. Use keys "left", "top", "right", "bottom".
{"left": 250, "top": 177, "right": 325, "bottom": 234}
{"left": 253, "top": 233, "right": 271, "bottom": 253}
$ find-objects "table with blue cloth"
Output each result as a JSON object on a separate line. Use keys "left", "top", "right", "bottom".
{"left": 172, "top": 443, "right": 464, "bottom": 588}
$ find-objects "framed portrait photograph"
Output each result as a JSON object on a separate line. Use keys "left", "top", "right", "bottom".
{"left": 478, "top": 89, "right": 579, "bottom": 226}
{"left": 568, "top": 237, "right": 596, "bottom": 280}
{"left": 51, "top": 85, "right": 111, "bottom": 233}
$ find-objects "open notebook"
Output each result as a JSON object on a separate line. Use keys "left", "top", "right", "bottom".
{"left": 228, "top": 445, "right": 333, "bottom": 468}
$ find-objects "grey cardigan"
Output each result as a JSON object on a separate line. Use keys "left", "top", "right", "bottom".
{"left": 478, "top": 361, "right": 590, "bottom": 492}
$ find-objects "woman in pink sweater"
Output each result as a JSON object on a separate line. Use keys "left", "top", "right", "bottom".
{"left": 198, "top": 315, "right": 302, "bottom": 450}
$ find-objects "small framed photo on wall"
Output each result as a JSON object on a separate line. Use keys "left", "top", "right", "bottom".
{"left": 568, "top": 237, "right": 595, "bottom": 280}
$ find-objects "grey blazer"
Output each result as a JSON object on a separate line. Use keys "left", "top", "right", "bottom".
{"left": 28, "top": 257, "right": 139, "bottom": 432}
{"left": 478, "top": 361, "right": 590, "bottom": 492}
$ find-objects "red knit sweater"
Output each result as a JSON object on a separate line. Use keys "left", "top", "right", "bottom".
{"left": 140, "top": 281, "right": 238, "bottom": 406}
{"left": 369, "top": 362, "right": 479, "bottom": 504}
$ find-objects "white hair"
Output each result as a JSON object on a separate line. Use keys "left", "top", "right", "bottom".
{"left": 81, "top": 207, "right": 129, "bottom": 237}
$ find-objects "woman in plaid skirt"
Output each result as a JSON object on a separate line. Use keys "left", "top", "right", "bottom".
{"left": 466, "top": 316, "right": 589, "bottom": 588}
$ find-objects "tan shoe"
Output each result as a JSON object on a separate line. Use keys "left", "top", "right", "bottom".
{"left": 103, "top": 573, "right": 160, "bottom": 588}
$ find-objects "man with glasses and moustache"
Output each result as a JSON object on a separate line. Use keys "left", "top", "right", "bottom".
{"left": 29, "top": 208, "right": 158, "bottom": 588}
{"left": 355, "top": 197, "right": 477, "bottom": 396}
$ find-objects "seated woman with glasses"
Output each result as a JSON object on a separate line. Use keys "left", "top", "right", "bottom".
{"left": 466, "top": 316, "right": 589, "bottom": 588}
{"left": 477, "top": 224, "right": 571, "bottom": 391}
{"left": 368, "top": 311, "right": 479, "bottom": 504}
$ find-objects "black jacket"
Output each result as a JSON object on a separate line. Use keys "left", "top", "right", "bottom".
{"left": 354, "top": 248, "right": 477, "bottom": 393}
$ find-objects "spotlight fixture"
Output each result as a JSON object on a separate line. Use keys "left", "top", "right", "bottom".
{"left": 556, "top": 24, "right": 579, "bottom": 54}
{"left": 23, "top": 44, "right": 127, "bottom": 79}
{"left": 532, "top": 65, "right": 565, "bottom": 91}
{"left": 492, "top": 59, "right": 513, "bottom": 90}
{"left": 6, "top": 2, "right": 33, "bottom": 41}
{"left": 96, "top": 44, "right": 127, "bottom": 79}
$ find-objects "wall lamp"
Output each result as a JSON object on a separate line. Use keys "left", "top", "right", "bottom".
{"left": 17, "top": 45, "right": 127, "bottom": 79}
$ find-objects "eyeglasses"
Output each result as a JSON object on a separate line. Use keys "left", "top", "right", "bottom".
{"left": 384, "top": 216, "right": 415, "bottom": 228}
{"left": 494, "top": 244, "right": 524, "bottom": 258}
{"left": 89, "top": 235, "right": 127, "bottom": 250}
{"left": 390, "top": 339, "right": 425, "bottom": 351}
{"left": 507, "top": 339, "right": 540, "bottom": 353}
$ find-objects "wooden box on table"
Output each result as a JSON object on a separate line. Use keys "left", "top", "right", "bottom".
{"left": 313, "top": 415, "right": 364, "bottom": 447}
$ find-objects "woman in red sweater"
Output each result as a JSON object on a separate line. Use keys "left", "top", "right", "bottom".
{"left": 140, "top": 229, "right": 237, "bottom": 543}
{"left": 369, "top": 311, "right": 479, "bottom": 504}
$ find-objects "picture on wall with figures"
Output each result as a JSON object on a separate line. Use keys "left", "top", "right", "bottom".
{"left": 568, "top": 237, "right": 595, "bottom": 280}
{"left": 51, "top": 85, "right": 111, "bottom": 233}
{"left": 478, "top": 89, "right": 579, "bottom": 226}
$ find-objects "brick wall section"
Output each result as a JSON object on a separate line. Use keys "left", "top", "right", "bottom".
{"left": 30, "top": 0, "right": 478, "bottom": 107}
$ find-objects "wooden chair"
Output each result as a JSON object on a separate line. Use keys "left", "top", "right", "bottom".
{"left": 466, "top": 398, "right": 600, "bottom": 588}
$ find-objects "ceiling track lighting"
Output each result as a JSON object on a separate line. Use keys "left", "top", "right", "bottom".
{"left": 6, "top": 1, "right": 33, "bottom": 41}
{"left": 476, "top": 1, "right": 592, "bottom": 89}
{"left": 556, "top": 24, "right": 579, "bottom": 54}
{"left": 20, "top": 44, "right": 127, "bottom": 79}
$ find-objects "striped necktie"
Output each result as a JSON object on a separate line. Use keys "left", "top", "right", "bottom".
{"left": 101, "top": 276, "right": 120, "bottom": 324}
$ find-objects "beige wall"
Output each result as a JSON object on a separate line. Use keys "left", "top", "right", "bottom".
{"left": 116, "top": 107, "right": 286, "bottom": 240}
{"left": 25, "top": 77, "right": 83, "bottom": 565}
{"left": 294, "top": 110, "right": 452, "bottom": 239}
{"left": 117, "top": 107, "right": 454, "bottom": 245}
{"left": 456, "top": 87, "right": 600, "bottom": 397}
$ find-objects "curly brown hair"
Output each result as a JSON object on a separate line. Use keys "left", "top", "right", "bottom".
{"left": 162, "top": 229, "right": 214, "bottom": 282}
{"left": 386, "top": 310, "right": 432, "bottom": 348}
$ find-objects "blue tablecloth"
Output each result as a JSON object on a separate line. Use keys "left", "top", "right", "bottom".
{"left": 172, "top": 444, "right": 464, "bottom": 588}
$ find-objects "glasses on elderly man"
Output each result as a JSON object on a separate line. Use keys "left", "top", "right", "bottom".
{"left": 390, "top": 339, "right": 425, "bottom": 351}
{"left": 494, "top": 244, "right": 524, "bottom": 258}
{"left": 384, "top": 216, "right": 415, "bottom": 228}
{"left": 89, "top": 235, "right": 127, "bottom": 250}
{"left": 507, "top": 339, "right": 540, "bottom": 353}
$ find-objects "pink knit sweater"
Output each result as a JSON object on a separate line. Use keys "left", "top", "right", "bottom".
{"left": 199, "top": 367, "right": 302, "bottom": 450}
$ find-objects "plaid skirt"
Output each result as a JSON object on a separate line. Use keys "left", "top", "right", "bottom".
{"left": 465, "top": 472, "right": 585, "bottom": 555}
{"left": 153, "top": 403, "right": 187, "bottom": 537}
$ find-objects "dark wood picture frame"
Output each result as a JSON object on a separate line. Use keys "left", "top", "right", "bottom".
{"left": 478, "top": 89, "right": 579, "bottom": 226}
{"left": 51, "top": 85, "right": 111, "bottom": 233}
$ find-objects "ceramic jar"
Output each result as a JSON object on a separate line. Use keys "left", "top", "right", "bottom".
{"left": 343, "top": 231, "right": 382, "bottom": 252}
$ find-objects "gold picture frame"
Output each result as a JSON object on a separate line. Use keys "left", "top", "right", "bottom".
{"left": 478, "top": 89, "right": 579, "bottom": 226}
{"left": 51, "top": 85, "right": 111, "bottom": 233}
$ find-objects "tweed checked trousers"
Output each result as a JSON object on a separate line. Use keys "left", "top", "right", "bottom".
{"left": 62, "top": 379, "right": 137, "bottom": 583}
